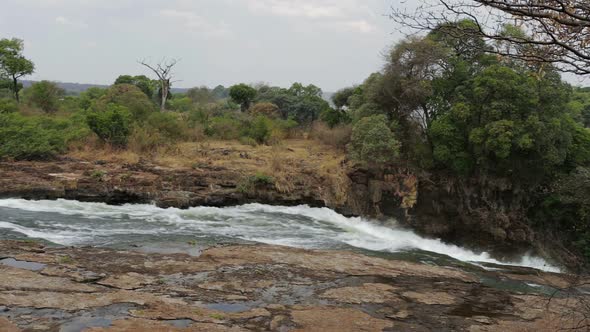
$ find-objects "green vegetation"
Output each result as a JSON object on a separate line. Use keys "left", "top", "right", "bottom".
{"left": 0, "top": 38, "right": 35, "bottom": 102}
{"left": 86, "top": 104, "right": 132, "bottom": 147}
{"left": 26, "top": 81, "right": 65, "bottom": 113}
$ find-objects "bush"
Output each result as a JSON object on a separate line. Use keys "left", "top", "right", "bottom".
{"left": 320, "top": 108, "right": 351, "bottom": 128}
{"left": 93, "top": 84, "right": 155, "bottom": 121}
{"left": 128, "top": 126, "right": 166, "bottom": 154}
{"left": 250, "top": 102, "right": 279, "bottom": 118}
{"left": 86, "top": 104, "right": 132, "bottom": 147}
{"left": 310, "top": 122, "right": 352, "bottom": 149}
{"left": 247, "top": 115, "right": 273, "bottom": 144}
{"left": 208, "top": 115, "right": 244, "bottom": 140}
{"left": 238, "top": 172, "right": 275, "bottom": 193}
{"left": 0, "top": 98, "right": 18, "bottom": 113}
{"left": 0, "top": 113, "right": 67, "bottom": 160}
{"left": 146, "top": 112, "right": 187, "bottom": 141}
{"left": 349, "top": 115, "right": 400, "bottom": 167}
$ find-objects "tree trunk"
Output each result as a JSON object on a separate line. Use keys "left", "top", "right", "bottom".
{"left": 12, "top": 76, "right": 19, "bottom": 103}
{"left": 160, "top": 80, "right": 169, "bottom": 111}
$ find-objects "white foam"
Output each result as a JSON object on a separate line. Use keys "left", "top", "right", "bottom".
{"left": 0, "top": 199, "right": 562, "bottom": 272}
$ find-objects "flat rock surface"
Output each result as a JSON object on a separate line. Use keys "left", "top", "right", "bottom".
{"left": 0, "top": 240, "right": 587, "bottom": 331}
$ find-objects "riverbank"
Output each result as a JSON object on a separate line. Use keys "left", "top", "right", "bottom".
{"left": 0, "top": 139, "right": 582, "bottom": 270}
{"left": 0, "top": 240, "right": 587, "bottom": 331}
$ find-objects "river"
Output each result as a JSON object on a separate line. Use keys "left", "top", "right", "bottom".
{"left": 0, "top": 198, "right": 561, "bottom": 273}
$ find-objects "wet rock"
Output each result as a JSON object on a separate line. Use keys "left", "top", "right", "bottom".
{"left": 290, "top": 307, "right": 393, "bottom": 332}
{"left": 0, "top": 265, "right": 98, "bottom": 293}
{"left": 269, "top": 315, "right": 288, "bottom": 331}
{"left": 97, "top": 273, "right": 156, "bottom": 290}
{"left": 0, "top": 318, "right": 20, "bottom": 332}
{"left": 320, "top": 283, "right": 399, "bottom": 304}
{"left": 401, "top": 291, "right": 456, "bottom": 305}
{"left": 85, "top": 318, "right": 246, "bottom": 332}
{"left": 0, "top": 241, "right": 586, "bottom": 331}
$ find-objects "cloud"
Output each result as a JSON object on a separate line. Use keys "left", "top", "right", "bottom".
{"left": 343, "top": 20, "right": 376, "bottom": 33}
{"left": 245, "top": 0, "right": 345, "bottom": 19}
{"left": 241, "top": 0, "right": 378, "bottom": 33}
{"left": 55, "top": 15, "right": 87, "bottom": 28}
{"left": 159, "top": 9, "right": 232, "bottom": 37}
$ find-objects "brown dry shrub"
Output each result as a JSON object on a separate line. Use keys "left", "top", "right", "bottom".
{"left": 310, "top": 121, "right": 352, "bottom": 149}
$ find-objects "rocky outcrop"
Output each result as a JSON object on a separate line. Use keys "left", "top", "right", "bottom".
{"left": 0, "top": 159, "right": 325, "bottom": 209}
{"left": 0, "top": 240, "right": 587, "bottom": 331}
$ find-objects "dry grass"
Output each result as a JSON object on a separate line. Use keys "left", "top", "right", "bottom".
{"left": 67, "top": 138, "right": 347, "bottom": 195}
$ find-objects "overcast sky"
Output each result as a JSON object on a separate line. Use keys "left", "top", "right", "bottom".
{"left": 0, "top": 0, "right": 410, "bottom": 91}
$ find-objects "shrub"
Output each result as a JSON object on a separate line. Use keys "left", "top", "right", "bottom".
{"left": 208, "top": 115, "right": 244, "bottom": 140}
{"left": 0, "top": 98, "right": 18, "bottom": 113}
{"left": 310, "top": 122, "right": 352, "bottom": 149}
{"left": 146, "top": 112, "right": 187, "bottom": 141}
{"left": 128, "top": 126, "right": 166, "bottom": 154}
{"left": 93, "top": 84, "right": 155, "bottom": 121}
{"left": 247, "top": 115, "right": 273, "bottom": 144}
{"left": 86, "top": 104, "right": 132, "bottom": 147}
{"left": 349, "top": 115, "right": 400, "bottom": 167}
{"left": 250, "top": 102, "right": 280, "bottom": 118}
{"left": 0, "top": 113, "right": 66, "bottom": 160}
{"left": 320, "top": 108, "right": 351, "bottom": 128}
{"left": 238, "top": 172, "right": 275, "bottom": 193}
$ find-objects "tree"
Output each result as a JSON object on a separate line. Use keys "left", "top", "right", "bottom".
{"left": 138, "top": 58, "right": 179, "bottom": 111}
{"left": 114, "top": 75, "right": 155, "bottom": 99}
{"left": 391, "top": 0, "right": 590, "bottom": 75}
{"left": 349, "top": 115, "right": 400, "bottom": 168}
{"left": 0, "top": 38, "right": 34, "bottom": 103}
{"left": 93, "top": 84, "right": 155, "bottom": 121}
{"left": 27, "top": 81, "right": 65, "bottom": 113}
{"left": 212, "top": 85, "right": 229, "bottom": 99}
{"left": 332, "top": 87, "right": 356, "bottom": 110}
{"left": 229, "top": 84, "right": 257, "bottom": 112}
{"left": 187, "top": 86, "right": 216, "bottom": 105}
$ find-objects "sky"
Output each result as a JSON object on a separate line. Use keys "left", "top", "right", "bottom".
{"left": 0, "top": 0, "right": 409, "bottom": 92}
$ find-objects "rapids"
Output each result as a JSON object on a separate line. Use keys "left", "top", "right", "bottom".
{"left": 0, "top": 198, "right": 561, "bottom": 273}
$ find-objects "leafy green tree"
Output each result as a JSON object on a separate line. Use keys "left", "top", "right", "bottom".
{"left": 570, "top": 87, "right": 590, "bottom": 128}
{"left": 86, "top": 104, "right": 132, "bottom": 147}
{"left": 187, "top": 86, "right": 216, "bottom": 105}
{"left": 26, "top": 81, "right": 65, "bottom": 113}
{"left": 168, "top": 96, "right": 193, "bottom": 112}
{"left": 212, "top": 85, "right": 229, "bottom": 99}
{"left": 320, "top": 108, "right": 350, "bottom": 128}
{"left": 79, "top": 87, "right": 107, "bottom": 110}
{"left": 229, "top": 84, "right": 257, "bottom": 112}
{"left": 114, "top": 75, "right": 155, "bottom": 99}
{"left": 0, "top": 38, "right": 34, "bottom": 103}
{"left": 93, "top": 84, "right": 156, "bottom": 121}
{"left": 349, "top": 115, "right": 400, "bottom": 168}
{"left": 331, "top": 87, "right": 356, "bottom": 110}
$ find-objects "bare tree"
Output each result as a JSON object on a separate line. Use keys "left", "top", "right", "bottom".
{"left": 390, "top": 0, "right": 590, "bottom": 75}
{"left": 138, "top": 58, "right": 179, "bottom": 111}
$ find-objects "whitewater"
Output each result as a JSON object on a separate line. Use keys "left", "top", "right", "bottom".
{"left": 0, "top": 198, "right": 561, "bottom": 273}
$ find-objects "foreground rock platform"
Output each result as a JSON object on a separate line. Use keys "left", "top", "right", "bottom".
{"left": 0, "top": 240, "right": 587, "bottom": 331}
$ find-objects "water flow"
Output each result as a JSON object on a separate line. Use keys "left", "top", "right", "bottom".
{"left": 0, "top": 199, "right": 561, "bottom": 272}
